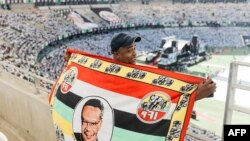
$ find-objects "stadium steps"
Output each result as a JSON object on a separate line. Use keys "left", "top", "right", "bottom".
{"left": 0, "top": 116, "right": 29, "bottom": 141}
{"left": 10, "top": 4, "right": 34, "bottom": 12}
{"left": 187, "top": 122, "right": 221, "bottom": 141}
{"left": 74, "top": 6, "right": 103, "bottom": 23}
{"left": 0, "top": 70, "right": 57, "bottom": 141}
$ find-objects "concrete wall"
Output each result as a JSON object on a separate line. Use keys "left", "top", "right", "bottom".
{"left": 0, "top": 71, "right": 56, "bottom": 141}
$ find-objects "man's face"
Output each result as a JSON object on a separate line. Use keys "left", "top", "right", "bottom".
{"left": 82, "top": 106, "right": 102, "bottom": 141}
{"left": 113, "top": 43, "right": 137, "bottom": 64}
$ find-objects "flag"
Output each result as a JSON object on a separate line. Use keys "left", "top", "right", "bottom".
{"left": 49, "top": 49, "right": 204, "bottom": 141}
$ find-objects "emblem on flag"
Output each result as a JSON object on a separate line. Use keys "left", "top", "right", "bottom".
{"left": 137, "top": 91, "right": 171, "bottom": 124}
{"left": 61, "top": 67, "right": 78, "bottom": 94}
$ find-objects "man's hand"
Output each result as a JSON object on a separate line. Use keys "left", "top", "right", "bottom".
{"left": 195, "top": 78, "right": 217, "bottom": 101}
{"left": 64, "top": 51, "right": 71, "bottom": 62}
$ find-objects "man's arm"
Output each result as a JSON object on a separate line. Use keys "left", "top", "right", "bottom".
{"left": 195, "top": 78, "right": 216, "bottom": 101}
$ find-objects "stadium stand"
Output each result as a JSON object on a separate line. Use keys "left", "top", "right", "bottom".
{"left": 1, "top": 1, "right": 250, "bottom": 140}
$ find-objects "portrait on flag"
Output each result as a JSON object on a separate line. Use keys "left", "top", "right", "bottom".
{"left": 73, "top": 96, "right": 114, "bottom": 141}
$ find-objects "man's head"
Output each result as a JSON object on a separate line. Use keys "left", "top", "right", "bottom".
{"left": 81, "top": 99, "right": 104, "bottom": 141}
{"left": 111, "top": 33, "right": 141, "bottom": 64}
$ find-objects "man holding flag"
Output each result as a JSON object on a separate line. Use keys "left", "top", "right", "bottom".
{"left": 50, "top": 32, "right": 217, "bottom": 141}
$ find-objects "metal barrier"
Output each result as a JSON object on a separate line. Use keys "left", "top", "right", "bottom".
{"left": 0, "top": 61, "right": 55, "bottom": 94}
{"left": 223, "top": 61, "right": 250, "bottom": 137}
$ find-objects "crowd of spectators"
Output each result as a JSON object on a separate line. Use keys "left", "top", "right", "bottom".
{"left": 0, "top": 8, "right": 81, "bottom": 80}
{"left": 37, "top": 26, "right": 249, "bottom": 81}
{"left": 0, "top": 2, "right": 250, "bottom": 82}
{"left": 112, "top": 1, "right": 250, "bottom": 27}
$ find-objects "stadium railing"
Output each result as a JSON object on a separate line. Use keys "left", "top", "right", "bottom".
{"left": 0, "top": 61, "right": 55, "bottom": 94}
{"left": 223, "top": 61, "right": 250, "bottom": 139}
